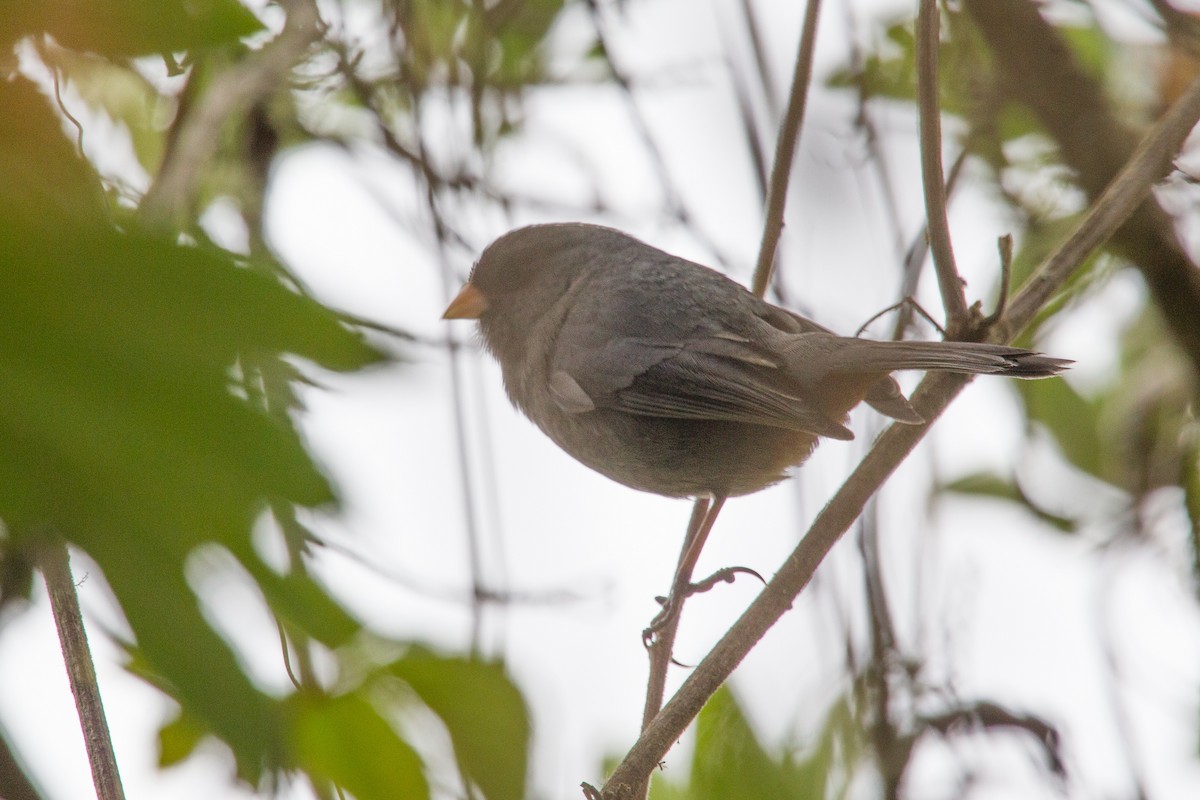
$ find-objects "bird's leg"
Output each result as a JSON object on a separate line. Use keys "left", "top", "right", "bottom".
{"left": 641, "top": 495, "right": 727, "bottom": 733}
{"left": 644, "top": 495, "right": 727, "bottom": 642}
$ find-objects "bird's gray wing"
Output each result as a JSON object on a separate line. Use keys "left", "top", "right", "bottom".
{"left": 549, "top": 330, "right": 855, "bottom": 440}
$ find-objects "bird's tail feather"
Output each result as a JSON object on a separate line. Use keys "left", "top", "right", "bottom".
{"left": 826, "top": 339, "right": 1071, "bottom": 378}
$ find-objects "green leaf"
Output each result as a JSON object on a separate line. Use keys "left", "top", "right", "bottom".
{"left": 1, "top": 0, "right": 263, "bottom": 55}
{"left": 0, "top": 75, "right": 384, "bottom": 779}
{"left": 244, "top": 558, "right": 362, "bottom": 650}
{"left": 158, "top": 712, "right": 208, "bottom": 768}
{"left": 1017, "top": 376, "right": 1104, "bottom": 481}
{"left": 690, "top": 686, "right": 791, "bottom": 800}
{"left": 389, "top": 648, "right": 529, "bottom": 800}
{"left": 288, "top": 691, "right": 430, "bottom": 800}
{"left": 940, "top": 472, "right": 1078, "bottom": 533}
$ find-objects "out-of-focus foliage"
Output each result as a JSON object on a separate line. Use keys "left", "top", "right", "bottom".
{"left": 8, "top": 0, "right": 1200, "bottom": 797}
{"left": 0, "top": 0, "right": 555, "bottom": 796}
{"left": 832, "top": 7, "right": 1200, "bottom": 550}
{"left": 0, "top": 0, "right": 263, "bottom": 58}
{"left": 647, "top": 686, "right": 854, "bottom": 800}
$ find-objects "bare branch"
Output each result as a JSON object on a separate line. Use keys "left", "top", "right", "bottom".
{"left": 41, "top": 540, "right": 125, "bottom": 800}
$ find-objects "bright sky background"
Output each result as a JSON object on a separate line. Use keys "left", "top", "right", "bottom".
{"left": 4, "top": 1, "right": 1200, "bottom": 799}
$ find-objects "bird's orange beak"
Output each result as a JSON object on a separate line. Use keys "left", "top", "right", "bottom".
{"left": 442, "top": 282, "right": 489, "bottom": 319}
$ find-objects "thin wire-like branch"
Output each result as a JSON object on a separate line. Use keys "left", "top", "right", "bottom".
{"left": 424, "top": 165, "right": 490, "bottom": 661}
{"left": 41, "top": 540, "right": 125, "bottom": 800}
{"left": 717, "top": 25, "right": 770, "bottom": 203}
{"left": 916, "top": 0, "right": 969, "bottom": 326}
{"left": 139, "top": 0, "right": 322, "bottom": 227}
{"left": 737, "top": 0, "right": 781, "bottom": 120}
{"left": 980, "top": 233, "right": 1014, "bottom": 328}
{"left": 751, "top": 0, "right": 823, "bottom": 297}
{"left": 598, "top": 67, "right": 1200, "bottom": 800}
{"left": 843, "top": 1, "right": 926, "bottom": 271}
{"left": 44, "top": 49, "right": 86, "bottom": 157}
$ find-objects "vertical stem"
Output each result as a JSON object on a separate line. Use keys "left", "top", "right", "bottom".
{"left": 41, "top": 540, "right": 125, "bottom": 800}
{"left": 916, "top": 0, "right": 969, "bottom": 325}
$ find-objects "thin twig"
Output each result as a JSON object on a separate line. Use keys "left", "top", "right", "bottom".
{"left": 425, "top": 166, "right": 490, "bottom": 661}
{"left": 717, "top": 24, "right": 770, "bottom": 203}
{"left": 41, "top": 540, "right": 126, "bottom": 800}
{"left": 916, "top": 0, "right": 969, "bottom": 326}
{"left": 751, "top": 0, "right": 823, "bottom": 297}
{"left": 843, "top": 4, "right": 907, "bottom": 261}
{"left": 737, "top": 0, "right": 781, "bottom": 120}
{"left": 45, "top": 50, "right": 86, "bottom": 157}
{"left": 980, "top": 234, "right": 1013, "bottom": 328}
{"left": 598, "top": 65, "right": 1200, "bottom": 800}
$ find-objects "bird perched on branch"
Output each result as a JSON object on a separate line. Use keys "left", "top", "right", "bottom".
{"left": 444, "top": 223, "right": 1069, "bottom": 499}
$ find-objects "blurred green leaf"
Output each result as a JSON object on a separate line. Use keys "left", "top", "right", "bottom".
{"left": 689, "top": 686, "right": 793, "bottom": 800}
{"left": 158, "top": 712, "right": 208, "bottom": 768}
{"left": 1018, "top": 376, "right": 1105, "bottom": 481}
{"left": 828, "top": 9, "right": 1071, "bottom": 157}
{"left": 940, "top": 472, "right": 1078, "bottom": 533}
{"left": 244, "top": 559, "right": 362, "bottom": 650}
{"left": 647, "top": 686, "right": 847, "bottom": 800}
{"left": 0, "top": 0, "right": 263, "bottom": 55}
{"left": 288, "top": 691, "right": 430, "bottom": 800}
{"left": 1059, "top": 23, "right": 1116, "bottom": 84}
{"left": 389, "top": 647, "right": 529, "bottom": 800}
{"left": 488, "top": 0, "right": 565, "bottom": 88}
{"left": 0, "top": 79, "right": 108, "bottom": 226}
{"left": 0, "top": 75, "right": 384, "bottom": 778}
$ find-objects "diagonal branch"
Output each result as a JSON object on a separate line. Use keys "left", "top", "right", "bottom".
{"left": 41, "top": 539, "right": 125, "bottom": 800}
{"left": 598, "top": 69, "right": 1200, "bottom": 800}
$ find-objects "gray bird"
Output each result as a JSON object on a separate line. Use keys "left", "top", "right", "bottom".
{"left": 444, "top": 223, "right": 1068, "bottom": 499}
